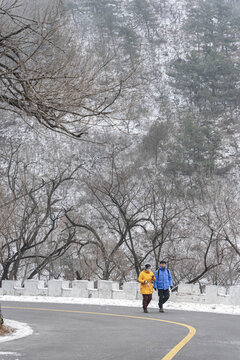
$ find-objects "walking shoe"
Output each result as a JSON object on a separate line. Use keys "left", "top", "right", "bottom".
{"left": 144, "top": 309, "right": 148, "bottom": 313}
{"left": 159, "top": 308, "right": 164, "bottom": 313}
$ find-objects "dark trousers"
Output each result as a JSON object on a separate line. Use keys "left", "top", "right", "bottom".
{"left": 158, "top": 289, "right": 169, "bottom": 309}
{"left": 142, "top": 294, "right": 152, "bottom": 310}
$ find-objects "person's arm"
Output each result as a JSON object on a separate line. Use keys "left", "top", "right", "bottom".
{"left": 168, "top": 270, "right": 173, "bottom": 287}
{"left": 138, "top": 272, "right": 145, "bottom": 284}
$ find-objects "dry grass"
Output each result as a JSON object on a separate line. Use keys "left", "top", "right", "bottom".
{"left": 0, "top": 324, "right": 14, "bottom": 336}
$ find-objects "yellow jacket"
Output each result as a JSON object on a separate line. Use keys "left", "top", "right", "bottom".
{"left": 138, "top": 270, "right": 156, "bottom": 294}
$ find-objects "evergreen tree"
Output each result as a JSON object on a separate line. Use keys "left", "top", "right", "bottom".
{"left": 84, "top": 0, "right": 121, "bottom": 36}
{"left": 169, "top": 0, "right": 240, "bottom": 115}
{"left": 83, "top": 0, "right": 141, "bottom": 61}
{"left": 141, "top": 121, "right": 170, "bottom": 165}
{"left": 167, "top": 116, "right": 221, "bottom": 177}
{"left": 130, "top": 0, "right": 158, "bottom": 39}
{"left": 169, "top": 50, "right": 240, "bottom": 113}
{"left": 185, "top": 0, "right": 240, "bottom": 54}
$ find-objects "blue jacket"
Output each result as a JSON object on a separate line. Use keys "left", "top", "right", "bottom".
{"left": 154, "top": 266, "right": 173, "bottom": 290}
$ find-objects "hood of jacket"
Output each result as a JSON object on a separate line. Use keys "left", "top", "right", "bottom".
{"left": 159, "top": 265, "right": 168, "bottom": 270}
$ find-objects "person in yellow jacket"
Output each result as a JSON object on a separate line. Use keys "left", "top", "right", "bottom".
{"left": 138, "top": 264, "right": 156, "bottom": 313}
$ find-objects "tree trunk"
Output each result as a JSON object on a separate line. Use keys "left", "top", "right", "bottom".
{"left": 0, "top": 305, "right": 3, "bottom": 329}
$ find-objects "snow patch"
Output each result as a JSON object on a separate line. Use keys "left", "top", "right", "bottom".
{"left": 1, "top": 295, "right": 240, "bottom": 315}
{"left": 0, "top": 319, "right": 33, "bottom": 343}
{"left": 0, "top": 352, "right": 21, "bottom": 356}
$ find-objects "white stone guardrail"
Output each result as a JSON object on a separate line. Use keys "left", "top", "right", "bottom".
{"left": 0, "top": 280, "right": 239, "bottom": 305}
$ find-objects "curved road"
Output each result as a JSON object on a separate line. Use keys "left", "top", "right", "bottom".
{"left": 0, "top": 301, "right": 239, "bottom": 360}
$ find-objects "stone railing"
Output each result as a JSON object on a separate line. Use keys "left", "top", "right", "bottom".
{"left": 0, "top": 280, "right": 239, "bottom": 305}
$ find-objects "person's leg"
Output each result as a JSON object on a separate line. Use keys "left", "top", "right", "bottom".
{"left": 158, "top": 289, "right": 164, "bottom": 309}
{"left": 162, "top": 289, "right": 170, "bottom": 305}
{"left": 158, "top": 289, "right": 169, "bottom": 312}
{"left": 147, "top": 294, "right": 152, "bottom": 306}
{"left": 142, "top": 294, "right": 148, "bottom": 312}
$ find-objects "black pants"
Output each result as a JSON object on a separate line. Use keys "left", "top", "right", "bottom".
{"left": 142, "top": 294, "right": 152, "bottom": 310}
{"left": 158, "top": 289, "right": 169, "bottom": 309}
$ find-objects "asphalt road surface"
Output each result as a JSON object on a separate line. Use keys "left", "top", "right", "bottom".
{"left": 0, "top": 301, "right": 239, "bottom": 360}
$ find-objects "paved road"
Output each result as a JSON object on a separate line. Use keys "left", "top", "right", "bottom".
{"left": 0, "top": 301, "right": 239, "bottom": 360}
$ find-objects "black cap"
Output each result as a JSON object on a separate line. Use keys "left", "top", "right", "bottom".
{"left": 145, "top": 264, "right": 151, "bottom": 269}
{"left": 160, "top": 260, "right": 166, "bottom": 264}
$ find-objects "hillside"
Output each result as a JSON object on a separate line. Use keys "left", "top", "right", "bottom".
{"left": 0, "top": 0, "right": 239, "bottom": 287}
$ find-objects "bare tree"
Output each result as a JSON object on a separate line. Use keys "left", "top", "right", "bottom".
{"left": 0, "top": 144, "right": 82, "bottom": 283}
{"left": 0, "top": 0, "right": 134, "bottom": 138}
{"left": 183, "top": 184, "right": 240, "bottom": 286}
{"left": 142, "top": 181, "right": 187, "bottom": 270}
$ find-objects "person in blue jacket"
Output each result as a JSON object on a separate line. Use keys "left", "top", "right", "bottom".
{"left": 154, "top": 260, "right": 173, "bottom": 312}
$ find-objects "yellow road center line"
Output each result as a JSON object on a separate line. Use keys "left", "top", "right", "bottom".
{"left": 2, "top": 306, "right": 196, "bottom": 360}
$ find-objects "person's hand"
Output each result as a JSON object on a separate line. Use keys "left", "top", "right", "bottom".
{"left": 144, "top": 280, "right": 148, "bottom": 284}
